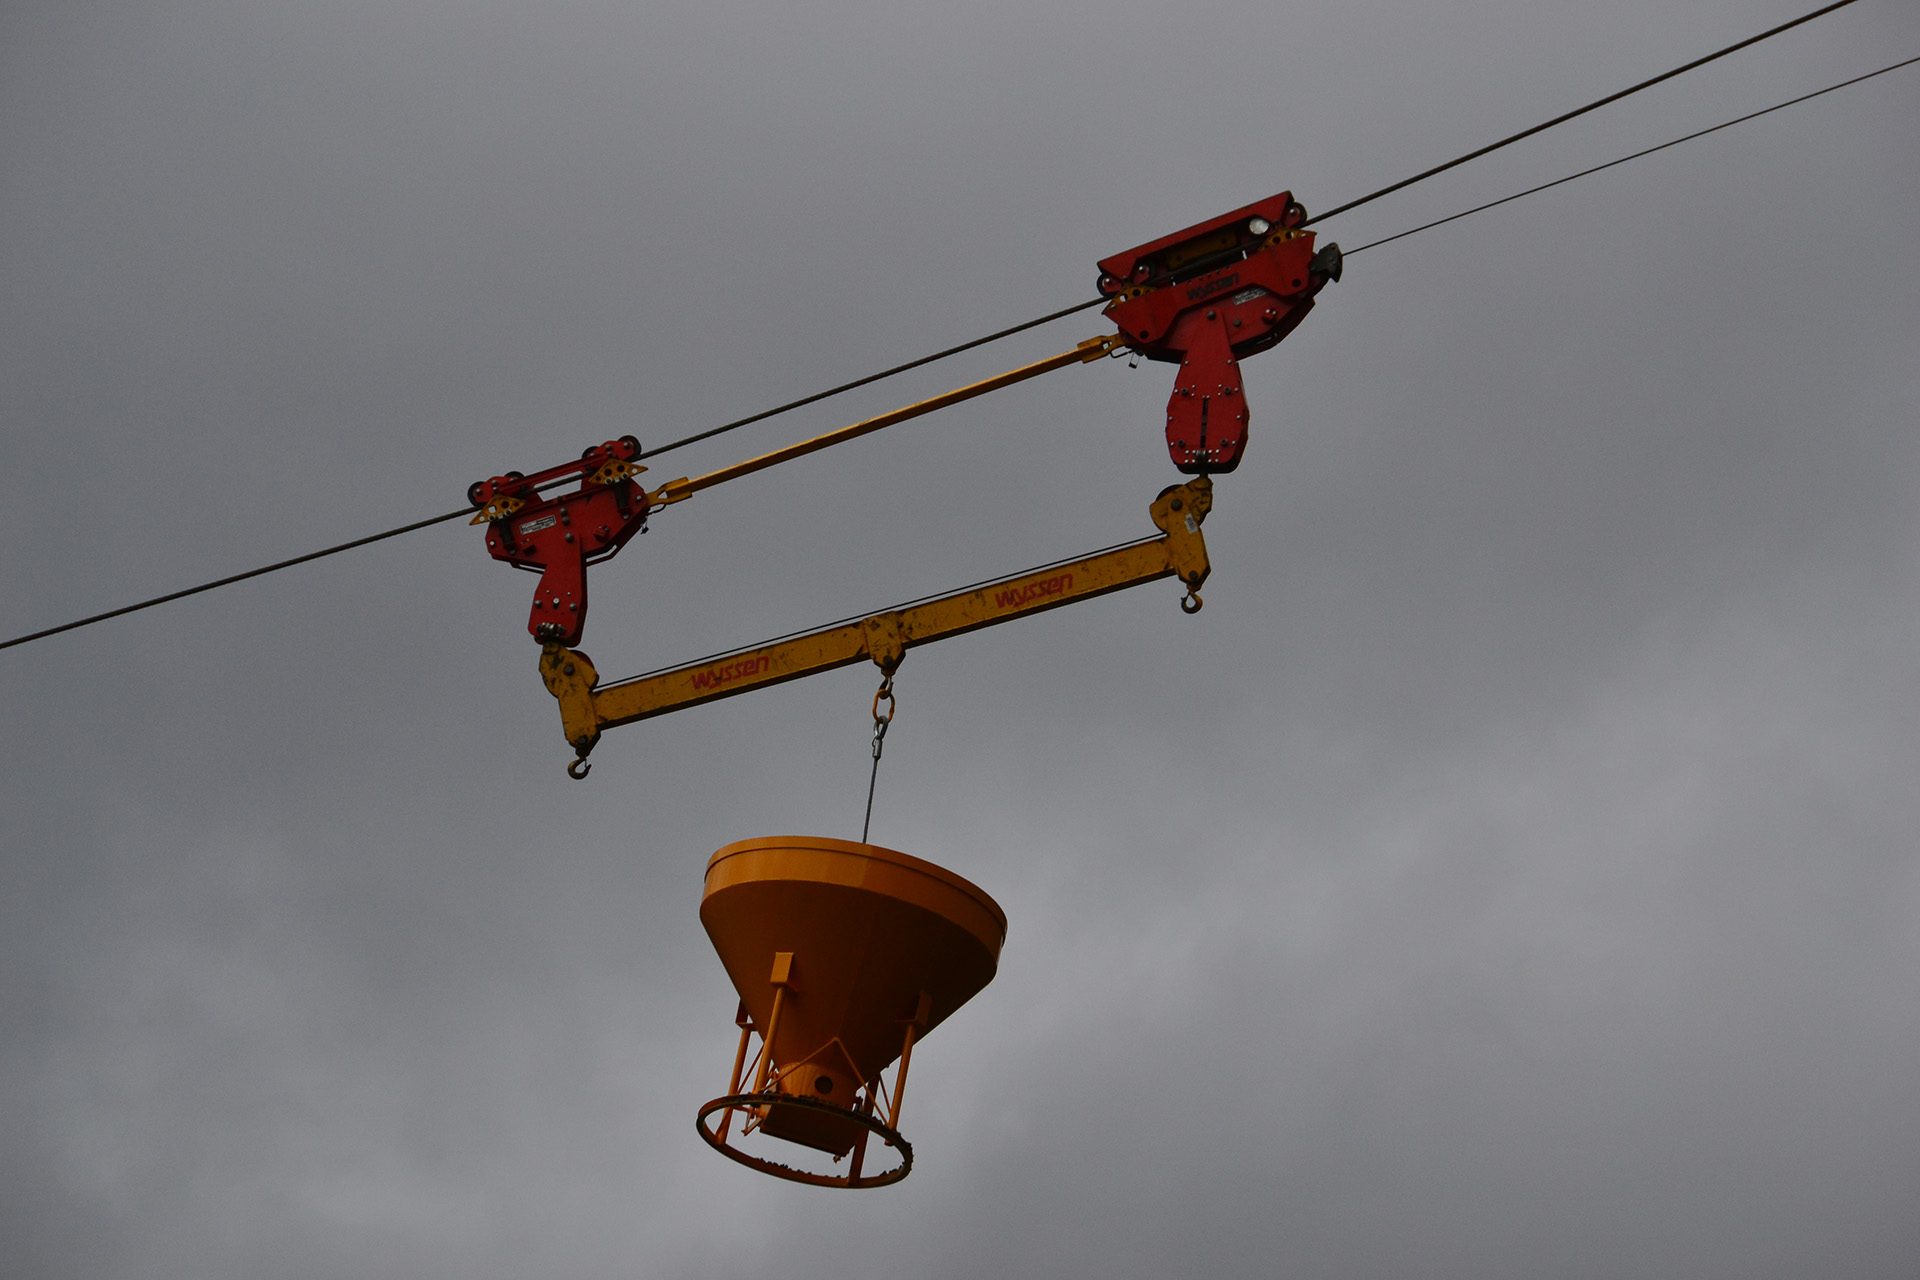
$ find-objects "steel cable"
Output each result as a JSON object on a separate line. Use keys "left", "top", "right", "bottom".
{"left": 1301, "top": 0, "right": 1861, "bottom": 228}
{"left": 0, "top": 508, "right": 472, "bottom": 651}
{"left": 1345, "top": 53, "right": 1920, "bottom": 258}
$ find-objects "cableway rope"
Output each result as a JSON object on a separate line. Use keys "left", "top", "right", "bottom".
{"left": 0, "top": 508, "right": 472, "bottom": 651}
{"left": 0, "top": 1, "right": 1880, "bottom": 653}
{"left": 1300, "top": 0, "right": 1860, "bottom": 228}
{"left": 1345, "top": 53, "right": 1920, "bottom": 258}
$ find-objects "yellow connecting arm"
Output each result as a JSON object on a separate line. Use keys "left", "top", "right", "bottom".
{"left": 537, "top": 476, "right": 1213, "bottom": 768}
{"left": 647, "top": 334, "right": 1122, "bottom": 507}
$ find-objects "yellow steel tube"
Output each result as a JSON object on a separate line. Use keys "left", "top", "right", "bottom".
{"left": 650, "top": 335, "right": 1121, "bottom": 506}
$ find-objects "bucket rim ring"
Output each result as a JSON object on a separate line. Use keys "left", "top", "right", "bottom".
{"left": 695, "top": 1092, "right": 913, "bottom": 1189}
{"left": 705, "top": 835, "right": 1006, "bottom": 936}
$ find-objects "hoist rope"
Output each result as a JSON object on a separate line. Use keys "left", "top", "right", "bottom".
{"left": 862, "top": 674, "right": 895, "bottom": 843}
{"left": 0, "top": 1, "right": 1882, "bottom": 654}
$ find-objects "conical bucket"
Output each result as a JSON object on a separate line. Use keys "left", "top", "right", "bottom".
{"left": 697, "top": 836, "right": 1006, "bottom": 1186}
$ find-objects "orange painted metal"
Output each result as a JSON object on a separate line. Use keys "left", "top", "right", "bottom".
{"left": 697, "top": 836, "right": 1005, "bottom": 1181}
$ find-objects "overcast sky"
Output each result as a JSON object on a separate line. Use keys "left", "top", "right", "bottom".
{"left": 4, "top": 1, "right": 1918, "bottom": 1276}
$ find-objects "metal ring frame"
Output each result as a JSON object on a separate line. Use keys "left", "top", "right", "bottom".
{"left": 695, "top": 1093, "right": 914, "bottom": 1189}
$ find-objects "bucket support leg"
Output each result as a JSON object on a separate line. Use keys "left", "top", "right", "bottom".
{"left": 717, "top": 1000, "right": 754, "bottom": 1143}
{"left": 847, "top": 1079, "right": 881, "bottom": 1182}
{"left": 750, "top": 952, "right": 794, "bottom": 1095}
{"left": 887, "top": 991, "right": 933, "bottom": 1133}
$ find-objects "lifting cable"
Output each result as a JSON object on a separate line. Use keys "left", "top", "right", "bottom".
{"left": 0, "top": 0, "right": 1890, "bottom": 655}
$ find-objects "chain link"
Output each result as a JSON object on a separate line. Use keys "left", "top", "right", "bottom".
{"left": 862, "top": 675, "right": 896, "bottom": 842}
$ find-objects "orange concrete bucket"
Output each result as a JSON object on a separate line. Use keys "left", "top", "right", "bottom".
{"left": 695, "top": 836, "right": 1007, "bottom": 1188}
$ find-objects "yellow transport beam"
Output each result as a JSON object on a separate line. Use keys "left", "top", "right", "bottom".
{"left": 537, "top": 476, "right": 1213, "bottom": 770}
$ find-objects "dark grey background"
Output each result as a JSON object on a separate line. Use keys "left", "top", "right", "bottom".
{"left": 4, "top": 2, "right": 1917, "bottom": 1276}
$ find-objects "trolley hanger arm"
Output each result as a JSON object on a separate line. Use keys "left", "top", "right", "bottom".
{"left": 538, "top": 476, "right": 1213, "bottom": 770}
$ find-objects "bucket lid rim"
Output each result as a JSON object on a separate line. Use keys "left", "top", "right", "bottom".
{"left": 705, "top": 835, "right": 1007, "bottom": 933}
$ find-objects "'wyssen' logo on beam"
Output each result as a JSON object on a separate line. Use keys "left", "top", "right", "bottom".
{"left": 689, "top": 655, "right": 772, "bottom": 692}
{"left": 993, "top": 573, "right": 1074, "bottom": 610}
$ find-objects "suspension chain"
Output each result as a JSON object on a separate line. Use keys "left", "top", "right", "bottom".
{"left": 861, "top": 674, "right": 897, "bottom": 843}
